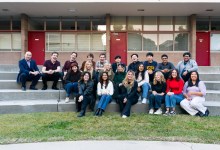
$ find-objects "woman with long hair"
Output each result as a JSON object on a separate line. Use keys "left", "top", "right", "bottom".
{"left": 64, "top": 63, "right": 81, "bottom": 103}
{"left": 180, "top": 71, "right": 209, "bottom": 117}
{"left": 164, "top": 69, "right": 184, "bottom": 116}
{"left": 77, "top": 71, "right": 94, "bottom": 117}
{"left": 148, "top": 71, "right": 166, "bottom": 115}
{"left": 94, "top": 72, "right": 114, "bottom": 116}
{"left": 135, "top": 63, "right": 150, "bottom": 104}
{"left": 116, "top": 70, "right": 139, "bottom": 118}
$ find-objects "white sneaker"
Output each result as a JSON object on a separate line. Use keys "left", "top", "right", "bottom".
{"left": 149, "top": 109, "right": 154, "bottom": 114}
{"left": 65, "top": 97, "right": 70, "bottom": 103}
{"left": 122, "top": 115, "right": 127, "bottom": 118}
{"left": 142, "top": 98, "right": 147, "bottom": 104}
{"left": 154, "top": 108, "right": 162, "bottom": 115}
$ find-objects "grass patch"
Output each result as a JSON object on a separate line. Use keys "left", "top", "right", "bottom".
{"left": 0, "top": 112, "right": 220, "bottom": 144}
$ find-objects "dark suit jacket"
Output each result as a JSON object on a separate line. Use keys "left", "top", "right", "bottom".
{"left": 17, "top": 59, "right": 40, "bottom": 83}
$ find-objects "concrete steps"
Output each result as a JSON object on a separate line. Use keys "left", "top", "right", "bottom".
{"left": 0, "top": 65, "right": 220, "bottom": 115}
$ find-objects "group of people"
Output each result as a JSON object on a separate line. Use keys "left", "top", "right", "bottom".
{"left": 17, "top": 51, "right": 209, "bottom": 118}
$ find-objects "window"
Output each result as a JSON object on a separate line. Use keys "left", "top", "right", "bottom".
{"left": 77, "top": 34, "right": 90, "bottom": 51}
{"left": 174, "top": 33, "right": 188, "bottom": 51}
{"left": 128, "top": 33, "right": 142, "bottom": 51}
{"left": 159, "top": 17, "right": 173, "bottom": 31}
{"left": 143, "top": 34, "right": 157, "bottom": 51}
{"left": 211, "top": 18, "right": 220, "bottom": 31}
{"left": 62, "top": 18, "right": 75, "bottom": 30}
{"left": 196, "top": 18, "right": 209, "bottom": 31}
{"left": 110, "top": 16, "right": 126, "bottom": 31}
{"left": 46, "top": 19, "right": 60, "bottom": 30}
{"left": 92, "top": 18, "right": 106, "bottom": 31}
{"left": 175, "top": 17, "right": 188, "bottom": 31}
{"left": 159, "top": 34, "right": 173, "bottom": 51}
{"left": 0, "top": 32, "right": 21, "bottom": 51}
{"left": 143, "top": 16, "right": 157, "bottom": 31}
{"left": 211, "top": 34, "right": 220, "bottom": 51}
{"left": 127, "top": 17, "right": 142, "bottom": 31}
{"left": 12, "top": 19, "right": 21, "bottom": 30}
{"left": 46, "top": 33, "right": 61, "bottom": 51}
{"left": 62, "top": 34, "right": 76, "bottom": 51}
{"left": 77, "top": 18, "right": 91, "bottom": 30}
{"left": 29, "top": 18, "right": 45, "bottom": 30}
{"left": 0, "top": 18, "right": 11, "bottom": 30}
{"left": 92, "top": 33, "right": 106, "bottom": 51}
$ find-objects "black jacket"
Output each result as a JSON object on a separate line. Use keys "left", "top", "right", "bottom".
{"left": 78, "top": 80, "right": 94, "bottom": 98}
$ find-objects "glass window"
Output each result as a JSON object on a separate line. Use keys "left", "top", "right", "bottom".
{"left": 77, "top": 34, "right": 90, "bottom": 51}
{"left": 174, "top": 33, "right": 188, "bottom": 51}
{"left": 128, "top": 33, "right": 142, "bottom": 51}
{"left": 77, "top": 19, "right": 91, "bottom": 30}
{"left": 0, "top": 19, "right": 11, "bottom": 30}
{"left": 62, "top": 19, "right": 75, "bottom": 30}
{"left": 143, "top": 34, "right": 157, "bottom": 51}
{"left": 62, "top": 34, "right": 76, "bottom": 51}
{"left": 196, "top": 18, "right": 209, "bottom": 31}
{"left": 175, "top": 17, "right": 188, "bottom": 31}
{"left": 12, "top": 33, "right": 21, "bottom": 51}
{"left": 127, "top": 17, "right": 142, "bottom": 31}
{"left": 29, "top": 18, "right": 45, "bottom": 30}
{"left": 110, "top": 16, "right": 126, "bottom": 31}
{"left": 159, "top": 17, "right": 173, "bottom": 31}
{"left": 211, "top": 18, "right": 220, "bottom": 31}
{"left": 159, "top": 34, "right": 173, "bottom": 51}
{"left": 143, "top": 16, "right": 157, "bottom": 31}
{"left": 211, "top": 34, "right": 220, "bottom": 51}
{"left": 0, "top": 33, "right": 11, "bottom": 50}
{"left": 46, "top": 19, "right": 60, "bottom": 30}
{"left": 92, "top": 33, "right": 106, "bottom": 51}
{"left": 92, "top": 18, "right": 106, "bottom": 31}
{"left": 12, "top": 19, "right": 21, "bottom": 30}
{"left": 46, "top": 33, "right": 61, "bottom": 51}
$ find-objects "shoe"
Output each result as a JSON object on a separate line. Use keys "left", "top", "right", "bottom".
{"left": 98, "top": 109, "right": 103, "bottom": 116}
{"left": 21, "top": 87, "right": 26, "bottom": 91}
{"left": 77, "top": 113, "right": 85, "bottom": 117}
{"left": 142, "top": 98, "right": 147, "bottom": 104}
{"left": 154, "top": 108, "right": 162, "bottom": 115}
{"left": 65, "top": 97, "right": 70, "bottom": 103}
{"left": 52, "top": 87, "right": 59, "bottom": 90}
{"left": 195, "top": 111, "right": 204, "bottom": 117}
{"left": 163, "top": 111, "right": 170, "bottom": 116}
{"left": 30, "top": 86, "right": 38, "bottom": 90}
{"left": 149, "top": 109, "right": 154, "bottom": 114}
{"left": 122, "top": 115, "right": 127, "bottom": 118}
{"left": 169, "top": 110, "right": 176, "bottom": 116}
{"left": 205, "top": 109, "right": 210, "bottom": 117}
{"left": 41, "top": 86, "right": 47, "bottom": 90}
{"left": 94, "top": 108, "right": 100, "bottom": 116}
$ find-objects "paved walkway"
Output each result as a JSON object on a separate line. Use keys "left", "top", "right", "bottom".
{"left": 1, "top": 141, "right": 220, "bottom": 150}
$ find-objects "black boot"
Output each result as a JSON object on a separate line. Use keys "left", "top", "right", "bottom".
{"left": 77, "top": 111, "right": 85, "bottom": 117}
{"left": 98, "top": 109, "right": 103, "bottom": 116}
{"left": 94, "top": 108, "right": 100, "bottom": 116}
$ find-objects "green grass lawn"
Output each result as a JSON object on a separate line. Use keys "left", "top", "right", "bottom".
{"left": 0, "top": 112, "right": 220, "bottom": 144}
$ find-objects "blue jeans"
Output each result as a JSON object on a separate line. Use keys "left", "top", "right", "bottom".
{"left": 165, "top": 94, "right": 184, "bottom": 108}
{"left": 64, "top": 82, "right": 78, "bottom": 97}
{"left": 149, "top": 94, "right": 165, "bottom": 109}
{"left": 141, "top": 83, "right": 150, "bottom": 99}
{"left": 97, "top": 95, "right": 112, "bottom": 110}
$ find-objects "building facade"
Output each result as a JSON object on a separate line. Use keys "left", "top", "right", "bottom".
{"left": 0, "top": 1, "right": 220, "bottom": 66}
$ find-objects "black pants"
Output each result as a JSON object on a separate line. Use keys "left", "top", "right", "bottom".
{"left": 20, "top": 73, "right": 41, "bottom": 88}
{"left": 181, "top": 72, "right": 190, "bottom": 82}
{"left": 77, "top": 96, "right": 92, "bottom": 115}
{"left": 41, "top": 72, "right": 61, "bottom": 88}
{"left": 118, "top": 97, "right": 138, "bottom": 117}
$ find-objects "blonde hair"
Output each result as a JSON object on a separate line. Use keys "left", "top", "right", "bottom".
{"left": 122, "top": 70, "right": 135, "bottom": 88}
{"left": 84, "top": 61, "right": 94, "bottom": 77}
{"left": 153, "top": 71, "right": 166, "bottom": 85}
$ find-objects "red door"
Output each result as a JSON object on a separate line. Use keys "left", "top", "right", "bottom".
{"left": 196, "top": 32, "right": 210, "bottom": 66}
{"left": 110, "top": 32, "right": 127, "bottom": 64}
{"left": 28, "top": 32, "right": 45, "bottom": 65}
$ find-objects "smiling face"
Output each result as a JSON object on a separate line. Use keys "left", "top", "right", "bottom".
{"left": 117, "top": 65, "right": 124, "bottom": 72}
{"left": 83, "top": 73, "right": 90, "bottom": 81}
{"left": 138, "top": 64, "right": 144, "bottom": 72}
{"left": 99, "top": 54, "right": 106, "bottom": 62}
{"left": 71, "top": 66, "right": 78, "bottom": 72}
{"left": 183, "top": 55, "right": 190, "bottom": 62}
{"left": 70, "top": 53, "right": 77, "bottom": 61}
{"left": 127, "top": 71, "right": 134, "bottom": 80}
{"left": 155, "top": 72, "right": 162, "bottom": 81}
{"left": 102, "top": 72, "right": 108, "bottom": 81}
{"left": 162, "top": 56, "right": 168, "bottom": 64}
{"left": 190, "top": 72, "right": 198, "bottom": 81}
{"left": 171, "top": 69, "right": 178, "bottom": 78}
{"left": 25, "top": 52, "right": 32, "bottom": 61}
{"left": 131, "top": 55, "right": 138, "bottom": 62}
{"left": 51, "top": 53, "right": 58, "bottom": 61}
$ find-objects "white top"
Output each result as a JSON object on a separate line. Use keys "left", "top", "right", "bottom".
{"left": 97, "top": 81, "right": 114, "bottom": 96}
{"left": 136, "top": 71, "right": 150, "bottom": 87}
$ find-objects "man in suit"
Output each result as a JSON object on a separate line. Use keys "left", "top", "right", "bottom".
{"left": 17, "top": 51, "right": 41, "bottom": 91}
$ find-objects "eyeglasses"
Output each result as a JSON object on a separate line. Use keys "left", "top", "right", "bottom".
{"left": 162, "top": 57, "right": 168, "bottom": 60}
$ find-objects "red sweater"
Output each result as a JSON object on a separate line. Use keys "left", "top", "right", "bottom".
{"left": 166, "top": 79, "right": 184, "bottom": 94}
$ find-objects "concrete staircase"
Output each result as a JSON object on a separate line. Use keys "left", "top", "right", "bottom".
{"left": 0, "top": 64, "right": 220, "bottom": 116}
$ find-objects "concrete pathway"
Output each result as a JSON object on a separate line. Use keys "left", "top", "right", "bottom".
{"left": 1, "top": 141, "right": 220, "bottom": 150}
